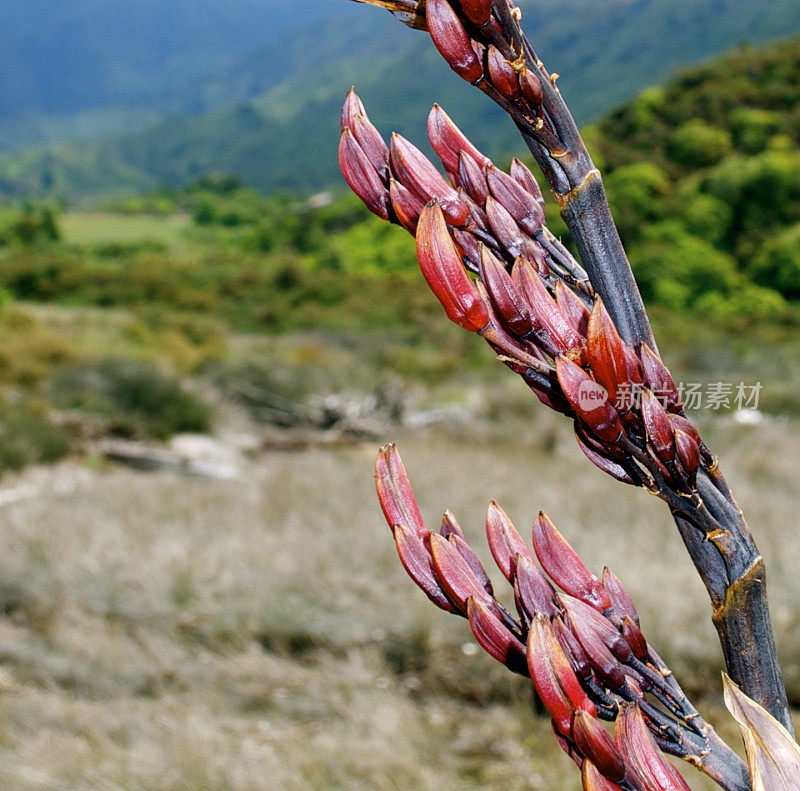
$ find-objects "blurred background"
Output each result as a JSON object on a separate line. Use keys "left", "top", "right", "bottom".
{"left": 0, "top": 0, "right": 800, "bottom": 788}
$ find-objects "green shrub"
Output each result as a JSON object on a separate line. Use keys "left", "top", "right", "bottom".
{"left": 0, "top": 399, "right": 70, "bottom": 471}
{"left": 667, "top": 120, "right": 733, "bottom": 168}
{"left": 751, "top": 223, "right": 800, "bottom": 299}
{"left": 48, "top": 358, "right": 211, "bottom": 439}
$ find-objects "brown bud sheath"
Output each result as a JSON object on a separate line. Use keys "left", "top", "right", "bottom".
{"left": 515, "top": 554, "right": 560, "bottom": 619}
{"left": 586, "top": 298, "right": 628, "bottom": 404}
{"left": 519, "top": 67, "right": 544, "bottom": 111}
{"left": 485, "top": 500, "right": 533, "bottom": 580}
{"left": 556, "top": 281, "right": 591, "bottom": 338}
{"left": 561, "top": 595, "right": 632, "bottom": 664}
{"left": 375, "top": 445, "right": 429, "bottom": 540}
{"left": 452, "top": 228, "right": 482, "bottom": 271}
{"left": 484, "top": 196, "right": 530, "bottom": 261}
{"left": 666, "top": 413, "right": 700, "bottom": 445}
{"left": 459, "top": 0, "right": 492, "bottom": 26}
{"left": 556, "top": 356, "right": 624, "bottom": 444}
{"left": 440, "top": 509, "right": 466, "bottom": 540}
{"left": 639, "top": 343, "right": 683, "bottom": 413}
{"left": 576, "top": 433, "right": 636, "bottom": 485}
{"left": 572, "top": 711, "right": 627, "bottom": 784}
{"left": 581, "top": 761, "right": 625, "bottom": 791}
{"left": 514, "top": 259, "right": 583, "bottom": 352}
{"left": 510, "top": 158, "right": 545, "bottom": 210}
{"left": 487, "top": 45, "right": 521, "bottom": 100}
{"left": 641, "top": 390, "right": 676, "bottom": 463}
{"left": 351, "top": 113, "right": 390, "bottom": 180}
{"left": 429, "top": 532, "right": 493, "bottom": 612}
{"left": 341, "top": 86, "right": 366, "bottom": 132}
{"left": 674, "top": 429, "right": 700, "bottom": 478}
{"left": 427, "top": 104, "right": 492, "bottom": 175}
{"left": 415, "top": 201, "right": 490, "bottom": 332}
{"left": 467, "top": 597, "right": 528, "bottom": 673}
{"left": 339, "top": 129, "right": 391, "bottom": 221}
{"left": 552, "top": 616, "right": 593, "bottom": 681}
{"left": 393, "top": 524, "right": 454, "bottom": 612}
{"left": 532, "top": 512, "right": 612, "bottom": 612}
{"left": 527, "top": 615, "right": 597, "bottom": 737}
{"left": 457, "top": 151, "right": 490, "bottom": 204}
{"left": 390, "top": 134, "right": 470, "bottom": 227}
{"left": 479, "top": 246, "right": 534, "bottom": 336}
{"left": 425, "top": 0, "right": 485, "bottom": 83}
{"left": 601, "top": 568, "right": 640, "bottom": 625}
{"left": 486, "top": 164, "right": 545, "bottom": 234}
{"left": 389, "top": 178, "right": 425, "bottom": 233}
{"left": 448, "top": 533, "right": 494, "bottom": 595}
{"left": 615, "top": 704, "right": 691, "bottom": 791}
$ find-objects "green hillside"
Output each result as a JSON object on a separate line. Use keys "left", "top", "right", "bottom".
{"left": 3, "top": 0, "right": 800, "bottom": 201}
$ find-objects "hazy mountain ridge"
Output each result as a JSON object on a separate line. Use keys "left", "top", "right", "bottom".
{"left": 2, "top": 0, "right": 800, "bottom": 200}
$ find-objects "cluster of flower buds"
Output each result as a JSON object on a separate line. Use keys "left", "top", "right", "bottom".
{"left": 341, "top": 91, "right": 725, "bottom": 518}
{"left": 376, "top": 444, "right": 744, "bottom": 791}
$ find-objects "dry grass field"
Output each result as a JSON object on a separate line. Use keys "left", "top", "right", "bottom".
{"left": 0, "top": 390, "right": 798, "bottom": 790}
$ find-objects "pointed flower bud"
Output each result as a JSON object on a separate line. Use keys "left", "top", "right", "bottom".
{"left": 390, "top": 178, "right": 425, "bottom": 233}
{"left": 510, "top": 158, "right": 545, "bottom": 210}
{"left": 586, "top": 298, "right": 629, "bottom": 404}
{"left": 556, "top": 356, "right": 624, "bottom": 444}
{"left": 572, "top": 710, "right": 627, "bottom": 784}
{"left": 426, "top": 0, "right": 485, "bottom": 83}
{"left": 339, "top": 129, "right": 391, "bottom": 220}
{"left": 514, "top": 258, "right": 583, "bottom": 352}
{"left": 457, "top": 151, "right": 490, "bottom": 204}
{"left": 615, "top": 704, "right": 691, "bottom": 791}
{"left": 440, "top": 509, "right": 465, "bottom": 540}
{"left": 351, "top": 113, "right": 390, "bottom": 180}
{"left": 576, "top": 433, "right": 636, "bottom": 485}
{"left": 485, "top": 500, "right": 533, "bottom": 580}
{"left": 621, "top": 616, "right": 649, "bottom": 661}
{"left": 552, "top": 615, "right": 594, "bottom": 681}
{"left": 449, "top": 533, "right": 494, "bottom": 595}
{"left": 532, "top": 512, "right": 612, "bottom": 612}
{"left": 452, "top": 227, "right": 482, "bottom": 271}
{"left": 556, "top": 282, "right": 591, "bottom": 338}
{"left": 375, "top": 444, "right": 429, "bottom": 540}
{"left": 561, "top": 595, "right": 632, "bottom": 664}
{"left": 487, "top": 164, "right": 545, "bottom": 234}
{"left": 487, "top": 45, "right": 521, "bottom": 101}
{"left": 639, "top": 344, "right": 683, "bottom": 413}
{"left": 341, "top": 86, "right": 366, "bottom": 132}
{"left": 674, "top": 429, "right": 700, "bottom": 478}
{"left": 519, "top": 67, "right": 544, "bottom": 112}
{"left": 415, "top": 201, "right": 490, "bottom": 332}
{"left": 429, "top": 532, "right": 493, "bottom": 612}
{"left": 479, "top": 246, "right": 534, "bottom": 337}
{"left": 527, "top": 614, "right": 597, "bottom": 737}
{"left": 601, "top": 568, "right": 639, "bottom": 625}
{"left": 427, "top": 104, "right": 492, "bottom": 176}
{"left": 467, "top": 597, "right": 528, "bottom": 673}
{"left": 459, "top": 0, "right": 493, "bottom": 26}
{"left": 641, "top": 390, "right": 676, "bottom": 463}
{"left": 515, "top": 553, "right": 560, "bottom": 619}
{"left": 390, "top": 134, "right": 470, "bottom": 226}
{"left": 485, "top": 196, "right": 530, "bottom": 261}
{"left": 394, "top": 524, "right": 454, "bottom": 611}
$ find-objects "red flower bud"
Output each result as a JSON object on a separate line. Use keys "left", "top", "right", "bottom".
{"left": 457, "top": 151, "right": 490, "bottom": 204}
{"left": 586, "top": 298, "right": 629, "bottom": 405}
{"left": 515, "top": 554, "right": 560, "bottom": 620}
{"left": 375, "top": 444, "right": 429, "bottom": 540}
{"left": 452, "top": 228, "right": 482, "bottom": 271}
{"left": 486, "top": 164, "right": 545, "bottom": 234}
{"left": 390, "top": 133, "right": 470, "bottom": 226}
{"left": 514, "top": 259, "right": 584, "bottom": 352}
{"left": 459, "top": 0, "right": 493, "bottom": 26}
{"left": 415, "top": 201, "right": 490, "bottom": 332}
{"left": 621, "top": 616, "right": 649, "bottom": 661}
{"left": 429, "top": 532, "right": 494, "bottom": 612}
{"left": 485, "top": 500, "right": 533, "bottom": 581}
{"left": 582, "top": 760, "right": 626, "bottom": 791}
{"left": 572, "top": 710, "right": 627, "bottom": 784}
{"left": 510, "top": 157, "right": 545, "bottom": 211}
{"left": 393, "top": 524, "right": 454, "bottom": 612}
{"left": 427, "top": 104, "right": 492, "bottom": 176}
{"left": 440, "top": 509, "right": 465, "bottom": 540}
{"left": 487, "top": 45, "right": 521, "bottom": 101}
{"left": 341, "top": 86, "right": 366, "bottom": 132}
{"left": 576, "top": 433, "right": 636, "bottom": 485}
{"left": 390, "top": 178, "right": 425, "bottom": 233}
{"left": 674, "top": 429, "right": 700, "bottom": 478}
{"left": 339, "top": 129, "right": 391, "bottom": 220}
{"left": 426, "top": 0, "right": 485, "bottom": 83}
{"left": 532, "top": 512, "right": 612, "bottom": 612}
{"left": 615, "top": 704, "right": 691, "bottom": 791}
{"left": 641, "top": 390, "right": 676, "bottom": 463}
{"left": 479, "top": 246, "right": 534, "bottom": 336}
{"left": 350, "top": 112, "right": 390, "bottom": 180}
{"left": 449, "top": 533, "right": 494, "bottom": 595}
{"left": 555, "top": 281, "right": 591, "bottom": 338}
{"left": 519, "top": 67, "right": 544, "bottom": 111}
{"left": 527, "top": 614, "right": 597, "bottom": 737}
{"left": 467, "top": 597, "right": 528, "bottom": 673}
{"left": 639, "top": 343, "right": 683, "bottom": 413}
{"left": 556, "top": 356, "right": 624, "bottom": 444}
{"left": 485, "top": 196, "right": 532, "bottom": 261}
{"left": 601, "top": 568, "right": 640, "bottom": 625}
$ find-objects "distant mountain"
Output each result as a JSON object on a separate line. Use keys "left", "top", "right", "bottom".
{"left": 2, "top": 0, "right": 800, "bottom": 201}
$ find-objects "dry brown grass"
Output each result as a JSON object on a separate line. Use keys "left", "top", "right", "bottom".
{"left": 0, "top": 401, "right": 798, "bottom": 789}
